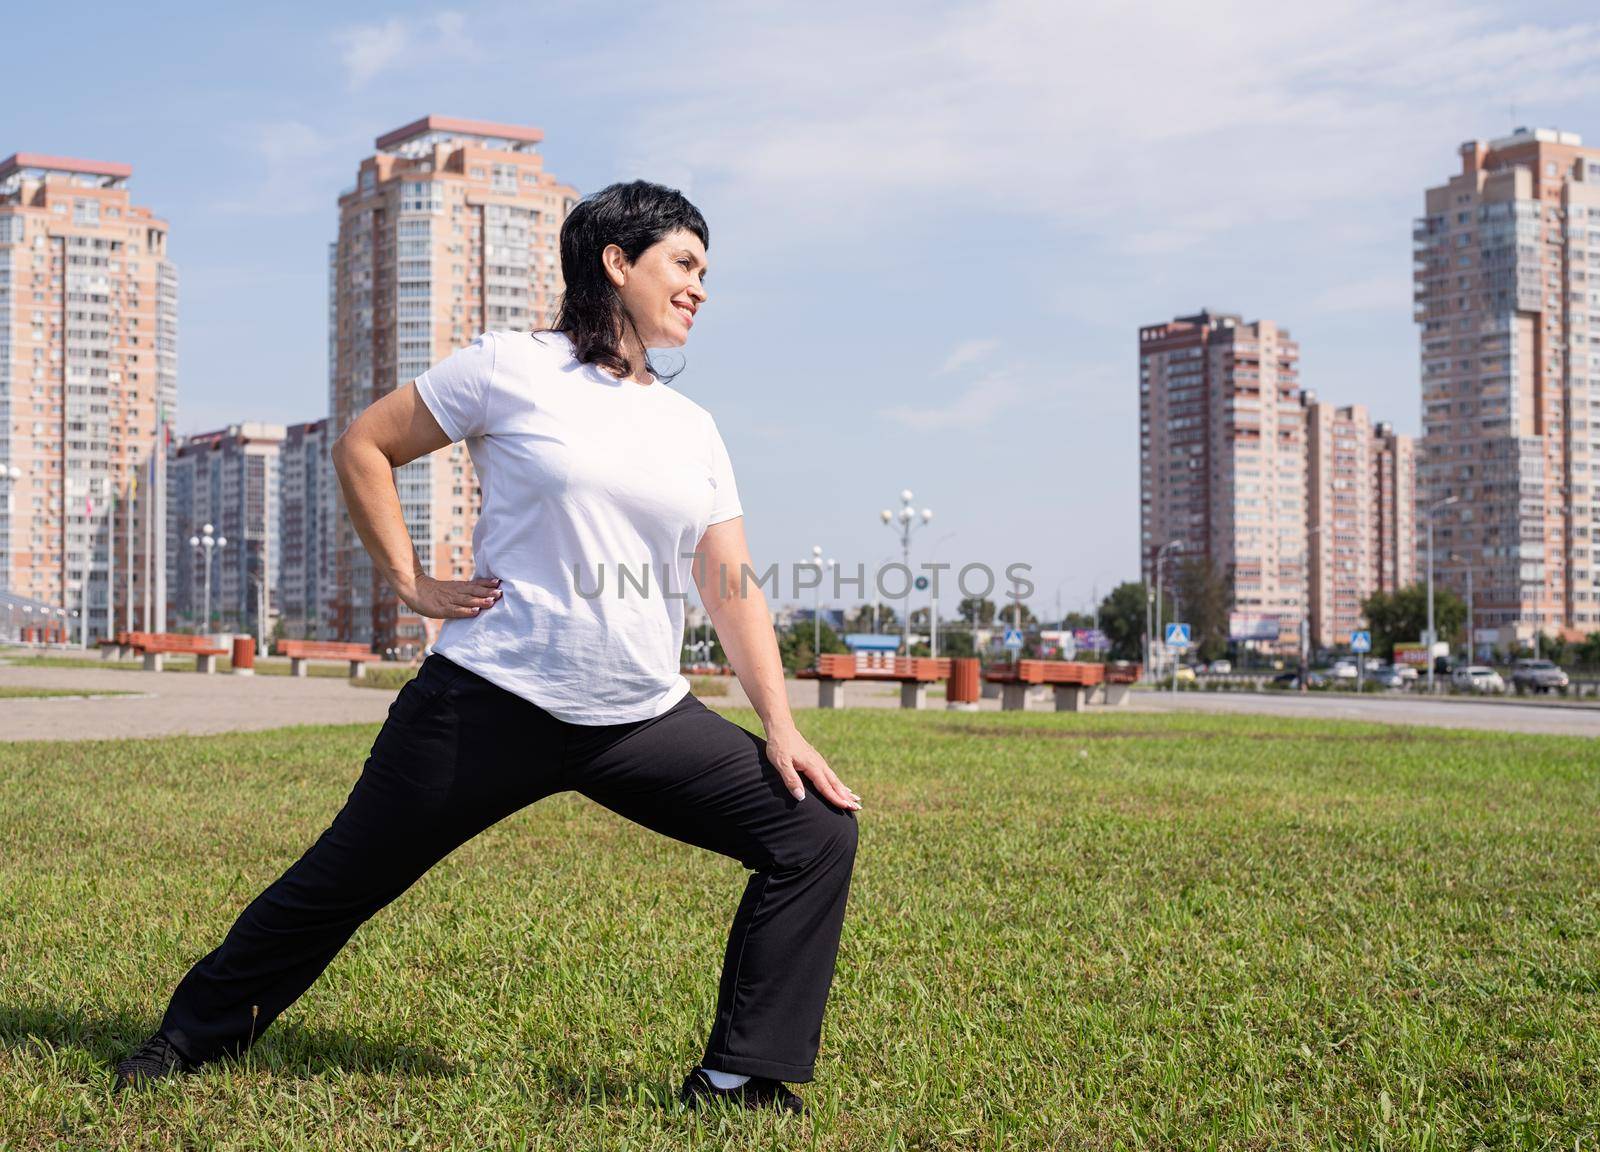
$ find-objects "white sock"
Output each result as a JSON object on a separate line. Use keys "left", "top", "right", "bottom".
{"left": 702, "top": 1068, "right": 751, "bottom": 1090}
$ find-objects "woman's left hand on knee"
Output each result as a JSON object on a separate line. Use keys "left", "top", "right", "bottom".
{"left": 763, "top": 726, "right": 861, "bottom": 811}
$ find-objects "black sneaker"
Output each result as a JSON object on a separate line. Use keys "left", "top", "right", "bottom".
{"left": 114, "top": 1032, "right": 194, "bottom": 1089}
{"left": 679, "top": 1067, "right": 803, "bottom": 1114}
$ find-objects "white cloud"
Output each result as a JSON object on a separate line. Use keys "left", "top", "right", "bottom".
{"left": 598, "top": 0, "right": 1600, "bottom": 254}
{"left": 332, "top": 10, "right": 474, "bottom": 90}
{"left": 939, "top": 339, "right": 1000, "bottom": 375}
{"left": 1309, "top": 272, "right": 1414, "bottom": 315}
{"left": 880, "top": 368, "right": 1024, "bottom": 431}
{"left": 214, "top": 120, "right": 346, "bottom": 216}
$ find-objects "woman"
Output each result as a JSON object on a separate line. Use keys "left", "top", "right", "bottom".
{"left": 116, "top": 181, "right": 861, "bottom": 1115}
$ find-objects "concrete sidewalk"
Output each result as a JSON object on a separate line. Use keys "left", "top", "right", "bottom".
{"left": 0, "top": 664, "right": 393, "bottom": 741}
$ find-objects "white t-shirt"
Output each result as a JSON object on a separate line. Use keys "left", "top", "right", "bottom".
{"left": 413, "top": 329, "right": 743, "bottom": 724}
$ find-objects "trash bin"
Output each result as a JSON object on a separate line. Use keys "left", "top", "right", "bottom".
{"left": 947, "top": 657, "right": 980, "bottom": 710}
{"left": 231, "top": 635, "right": 255, "bottom": 676}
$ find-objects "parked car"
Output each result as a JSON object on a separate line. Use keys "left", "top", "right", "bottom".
{"left": 1173, "top": 664, "right": 1197, "bottom": 683}
{"left": 1511, "top": 658, "right": 1569, "bottom": 694}
{"left": 1368, "top": 664, "right": 1408, "bottom": 690}
{"left": 1270, "top": 671, "right": 1327, "bottom": 690}
{"left": 1328, "top": 660, "right": 1359, "bottom": 681}
{"left": 1208, "top": 659, "right": 1232, "bottom": 674}
{"left": 1450, "top": 665, "right": 1506, "bottom": 694}
{"left": 1392, "top": 664, "right": 1420, "bottom": 683}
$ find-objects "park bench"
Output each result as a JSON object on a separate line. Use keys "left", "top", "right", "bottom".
{"left": 1092, "top": 662, "right": 1143, "bottom": 707}
{"left": 124, "top": 631, "right": 230, "bottom": 674}
{"left": 98, "top": 631, "right": 132, "bottom": 660}
{"left": 984, "top": 659, "right": 1106, "bottom": 712}
{"left": 796, "top": 652, "right": 952, "bottom": 710}
{"left": 276, "top": 639, "right": 382, "bottom": 679}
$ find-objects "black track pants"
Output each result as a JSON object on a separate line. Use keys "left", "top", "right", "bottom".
{"left": 159, "top": 654, "right": 858, "bottom": 1082}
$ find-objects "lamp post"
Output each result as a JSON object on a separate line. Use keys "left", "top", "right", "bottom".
{"left": 1447, "top": 552, "right": 1475, "bottom": 665}
{"left": 881, "top": 489, "right": 933, "bottom": 657}
{"left": 1424, "top": 495, "right": 1459, "bottom": 694}
{"left": 1153, "top": 539, "right": 1183, "bottom": 680}
{"left": 189, "top": 523, "right": 227, "bottom": 636}
{"left": 928, "top": 531, "right": 956, "bottom": 658}
{"left": 807, "top": 544, "right": 835, "bottom": 667}
{"left": 1295, "top": 522, "right": 1329, "bottom": 693}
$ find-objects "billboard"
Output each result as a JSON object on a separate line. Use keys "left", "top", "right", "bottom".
{"left": 1228, "top": 612, "right": 1281, "bottom": 642}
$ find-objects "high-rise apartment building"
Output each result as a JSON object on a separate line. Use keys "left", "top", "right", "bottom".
{"left": 1139, "top": 310, "right": 1308, "bottom": 651}
{"left": 1415, "top": 127, "right": 1600, "bottom": 646}
{"left": 1371, "top": 421, "right": 1418, "bottom": 602}
{"left": 1305, "top": 401, "right": 1418, "bottom": 647}
{"left": 0, "top": 153, "right": 176, "bottom": 641}
{"left": 277, "top": 418, "right": 335, "bottom": 639}
{"left": 329, "top": 116, "right": 577, "bottom": 650}
{"left": 168, "top": 422, "right": 282, "bottom": 637}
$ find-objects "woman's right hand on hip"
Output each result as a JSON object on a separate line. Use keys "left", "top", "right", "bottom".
{"left": 401, "top": 574, "right": 503, "bottom": 619}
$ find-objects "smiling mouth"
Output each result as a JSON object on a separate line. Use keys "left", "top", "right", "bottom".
{"left": 673, "top": 303, "right": 695, "bottom": 325}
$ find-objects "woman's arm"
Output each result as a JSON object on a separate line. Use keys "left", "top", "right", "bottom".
{"left": 694, "top": 518, "right": 860, "bottom": 810}
{"left": 330, "top": 381, "right": 502, "bottom": 621}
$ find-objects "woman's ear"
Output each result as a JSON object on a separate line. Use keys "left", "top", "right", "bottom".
{"left": 601, "top": 243, "right": 629, "bottom": 289}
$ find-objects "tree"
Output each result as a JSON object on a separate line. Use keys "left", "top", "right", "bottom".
{"left": 957, "top": 597, "right": 997, "bottom": 626}
{"left": 1059, "top": 610, "right": 1094, "bottom": 631}
{"left": 1575, "top": 632, "right": 1600, "bottom": 668}
{"left": 776, "top": 621, "right": 847, "bottom": 674}
{"left": 1359, "top": 583, "right": 1465, "bottom": 661}
{"left": 1174, "top": 557, "right": 1232, "bottom": 663}
{"left": 1097, "top": 581, "right": 1172, "bottom": 663}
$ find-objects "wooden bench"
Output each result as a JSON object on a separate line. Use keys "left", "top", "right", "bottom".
{"left": 796, "top": 653, "right": 952, "bottom": 710}
{"left": 984, "top": 660, "right": 1106, "bottom": 712}
{"left": 276, "top": 639, "right": 382, "bottom": 679}
{"left": 124, "top": 631, "right": 229, "bottom": 673}
{"left": 1093, "top": 662, "right": 1143, "bottom": 707}
{"left": 98, "top": 631, "right": 132, "bottom": 660}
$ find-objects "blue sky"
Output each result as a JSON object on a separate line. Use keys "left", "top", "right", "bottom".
{"left": 9, "top": 0, "right": 1600, "bottom": 619}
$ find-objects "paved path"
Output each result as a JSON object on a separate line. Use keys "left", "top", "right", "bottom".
{"left": 1, "top": 659, "right": 1592, "bottom": 742}
{"left": 0, "top": 664, "right": 393, "bottom": 741}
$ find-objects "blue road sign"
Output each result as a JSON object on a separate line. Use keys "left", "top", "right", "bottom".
{"left": 1003, "top": 628, "right": 1025, "bottom": 650}
{"left": 1350, "top": 630, "right": 1372, "bottom": 653}
{"left": 1164, "top": 622, "right": 1191, "bottom": 649}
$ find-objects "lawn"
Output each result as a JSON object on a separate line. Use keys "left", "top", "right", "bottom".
{"left": 2, "top": 710, "right": 1597, "bottom": 1149}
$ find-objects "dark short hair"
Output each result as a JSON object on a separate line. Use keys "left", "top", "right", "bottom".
{"left": 552, "top": 180, "right": 708, "bottom": 382}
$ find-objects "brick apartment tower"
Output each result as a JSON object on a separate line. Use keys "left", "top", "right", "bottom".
{"left": 1371, "top": 421, "right": 1418, "bottom": 602}
{"left": 329, "top": 116, "right": 577, "bottom": 650}
{"left": 0, "top": 153, "right": 177, "bottom": 642}
{"left": 1415, "top": 127, "right": 1600, "bottom": 646}
{"left": 278, "top": 418, "right": 335, "bottom": 639}
{"left": 1305, "top": 401, "right": 1418, "bottom": 648}
{"left": 1138, "top": 310, "right": 1308, "bottom": 652}
{"left": 167, "top": 422, "right": 282, "bottom": 635}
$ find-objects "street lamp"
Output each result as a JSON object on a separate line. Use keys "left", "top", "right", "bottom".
{"left": 928, "top": 531, "right": 956, "bottom": 657}
{"left": 189, "top": 522, "right": 227, "bottom": 635}
{"left": 1425, "top": 495, "right": 1460, "bottom": 694}
{"left": 1446, "top": 551, "right": 1476, "bottom": 666}
{"left": 1153, "top": 539, "right": 1183, "bottom": 679}
{"left": 807, "top": 544, "right": 835, "bottom": 667}
{"left": 881, "top": 489, "right": 933, "bottom": 657}
{"left": 1296, "top": 522, "right": 1329, "bottom": 693}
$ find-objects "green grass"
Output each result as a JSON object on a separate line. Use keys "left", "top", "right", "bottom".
{"left": 0, "top": 687, "right": 136, "bottom": 700}
{"left": 2, "top": 711, "right": 1598, "bottom": 1148}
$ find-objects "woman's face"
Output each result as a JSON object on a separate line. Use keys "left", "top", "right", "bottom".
{"left": 604, "top": 228, "right": 709, "bottom": 350}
